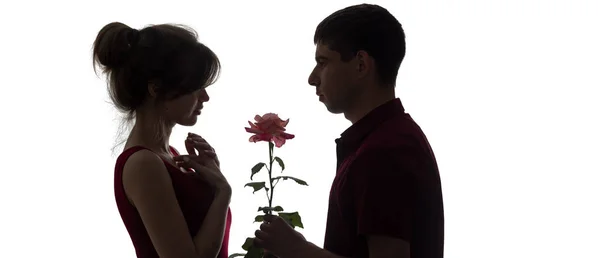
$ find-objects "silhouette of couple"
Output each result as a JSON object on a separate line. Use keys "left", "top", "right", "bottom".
{"left": 94, "top": 4, "right": 444, "bottom": 258}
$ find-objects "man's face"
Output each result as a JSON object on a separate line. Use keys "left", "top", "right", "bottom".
{"left": 308, "top": 43, "right": 362, "bottom": 114}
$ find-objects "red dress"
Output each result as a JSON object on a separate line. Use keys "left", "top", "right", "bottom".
{"left": 114, "top": 146, "right": 231, "bottom": 258}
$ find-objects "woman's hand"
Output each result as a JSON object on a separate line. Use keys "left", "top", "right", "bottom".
{"left": 185, "top": 132, "right": 220, "bottom": 168}
{"left": 174, "top": 133, "right": 229, "bottom": 192}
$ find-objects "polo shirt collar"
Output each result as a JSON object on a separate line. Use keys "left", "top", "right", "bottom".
{"left": 336, "top": 98, "right": 405, "bottom": 148}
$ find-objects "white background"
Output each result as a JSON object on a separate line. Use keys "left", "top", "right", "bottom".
{"left": 0, "top": 0, "right": 599, "bottom": 257}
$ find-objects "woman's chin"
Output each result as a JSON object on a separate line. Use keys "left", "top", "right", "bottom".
{"left": 178, "top": 116, "right": 199, "bottom": 127}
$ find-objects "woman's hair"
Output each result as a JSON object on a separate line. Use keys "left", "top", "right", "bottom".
{"left": 92, "top": 22, "right": 221, "bottom": 121}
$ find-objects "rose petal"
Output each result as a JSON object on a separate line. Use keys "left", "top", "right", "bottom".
{"left": 248, "top": 121, "right": 259, "bottom": 129}
{"left": 281, "top": 132, "right": 295, "bottom": 140}
{"left": 273, "top": 136, "right": 286, "bottom": 147}
{"left": 245, "top": 127, "right": 264, "bottom": 134}
{"left": 249, "top": 135, "right": 260, "bottom": 142}
{"left": 246, "top": 113, "right": 294, "bottom": 145}
{"left": 262, "top": 113, "right": 278, "bottom": 120}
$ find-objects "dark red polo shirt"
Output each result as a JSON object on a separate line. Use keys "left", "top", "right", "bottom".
{"left": 323, "top": 98, "right": 444, "bottom": 258}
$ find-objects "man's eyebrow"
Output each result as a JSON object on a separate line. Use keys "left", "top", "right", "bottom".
{"left": 315, "top": 55, "right": 328, "bottom": 61}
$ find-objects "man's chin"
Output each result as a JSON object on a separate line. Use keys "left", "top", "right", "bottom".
{"left": 325, "top": 106, "right": 344, "bottom": 114}
{"left": 324, "top": 103, "right": 344, "bottom": 114}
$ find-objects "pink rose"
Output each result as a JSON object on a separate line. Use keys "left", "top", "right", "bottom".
{"left": 245, "top": 113, "right": 295, "bottom": 147}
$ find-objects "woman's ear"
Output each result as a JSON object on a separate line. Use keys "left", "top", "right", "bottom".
{"left": 147, "top": 82, "right": 159, "bottom": 98}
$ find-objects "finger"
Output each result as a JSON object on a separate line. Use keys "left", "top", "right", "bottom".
{"left": 174, "top": 155, "right": 204, "bottom": 169}
{"left": 185, "top": 139, "right": 197, "bottom": 156}
{"left": 263, "top": 214, "right": 278, "bottom": 223}
{"left": 254, "top": 229, "right": 269, "bottom": 240}
{"left": 174, "top": 155, "right": 191, "bottom": 168}
{"left": 192, "top": 150, "right": 213, "bottom": 162}
{"left": 192, "top": 143, "right": 216, "bottom": 164}
{"left": 259, "top": 222, "right": 271, "bottom": 231}
{"left": 191, "top": 140, "right": 213, "bottom": 151}
{"left": 203, "top": 151, "right": 217, "bottom": 158}
{"left": 253, "top": 236, "right": 265, "bottom": 248}
{"left": 188, "top": 133, "right": 208, "bottom": 145}
{"left": 189, "top": 134, "right": 215, "bottom": 151}
{"left": 188, "top": 132, "right": 204, "bottom": 140}
{"left": 184, "top": 160, "right": 210, "bottom": 173}
{"left": 263, "top": 250, "right": 278, "bottom": 258}
{"left": 173, "top": 155, "right": 195, "bottom": 162}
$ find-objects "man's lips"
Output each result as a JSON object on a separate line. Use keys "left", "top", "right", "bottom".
{"left": 193, "top": 107, "right": 203, "bottom": 114}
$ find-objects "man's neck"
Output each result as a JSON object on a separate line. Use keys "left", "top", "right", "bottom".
{"left": 344, "top": 89, "right": 396, "bottom": 124}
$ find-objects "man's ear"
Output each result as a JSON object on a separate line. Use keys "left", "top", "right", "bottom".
{"left": 355, "top": 50, "right": 372, "bottom": 77}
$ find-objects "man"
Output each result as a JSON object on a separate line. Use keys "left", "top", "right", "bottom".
{"left": 254, "top": 4, "right": 444, "bottom": 258}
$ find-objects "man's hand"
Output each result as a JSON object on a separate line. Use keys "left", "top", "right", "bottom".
{"left": 254, "top": 214, "right": 308, "bottom": 258}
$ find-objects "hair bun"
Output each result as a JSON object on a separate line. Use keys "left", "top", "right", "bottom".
{"left": 93, "top": 22, "right": 136, "bottom": 70}
{"left": 127, "top": 29, "right": 140, "bottom": 48}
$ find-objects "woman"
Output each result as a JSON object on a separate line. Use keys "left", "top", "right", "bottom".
{"left": 92, "top": 22, "right": 231, "bottom": 258}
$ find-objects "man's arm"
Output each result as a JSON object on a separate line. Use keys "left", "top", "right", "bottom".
{"left": 352, "top": 146, "right": 418, "bottom": 258}
{"left": 366, "top": 235, "right": 410, "bottom": 257}
{"left": 286, "top": 241, "right": 345, "bottom": 258}
{"left": 289, "top": 236, "right": 409, "bottom": 258}
{"left": 288, "top": 146, "right": 418, "bottom": 258}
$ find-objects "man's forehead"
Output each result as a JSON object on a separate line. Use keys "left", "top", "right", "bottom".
{"left": 315, "top": 43, "right": 334, "bottom": 57}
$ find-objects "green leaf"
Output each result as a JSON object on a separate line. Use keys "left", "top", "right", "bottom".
{"left": 241, "top": 237, "right": 254, "bottom": 251}
{"left": 228, "top": 254, "right": 246, "bottom": 258}
{"left": 254, "top": 215, "right": 264, "bottom": 222}
{"left": 250, "top": 162, "right": 266, "bottom": 180}
{"left": 239, "top": 237, "right": 264, "bottom": 258}
{"left": 271, "top": 176, "right": 308, "bottom": 186}
{"left": 258, "top": 206, "right": 284, "bottom": 213}
{"left": 244, "top": 182, "right": 266, "bottom": 193}
{"left": 278, "top": 212, "right": 305, "bottom": 229}
{"left": 245, "top": 245, "right": 264, "bottom": 258}
{"left": 273, "top": 156, "right": 285, "bottom": 172}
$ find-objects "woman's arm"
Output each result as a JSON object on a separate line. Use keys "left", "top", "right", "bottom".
{"left": 192, "top": 186, "right": 231, "bottom": 257}
{"left": 123, "top": 150, "right": 230, "bottom": 258}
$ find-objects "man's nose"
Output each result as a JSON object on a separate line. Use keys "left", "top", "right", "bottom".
{"left": 308, "top": 71, "right": 320, "bottom": 87}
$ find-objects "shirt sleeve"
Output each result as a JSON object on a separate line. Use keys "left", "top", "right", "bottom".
{"left": 350, "top": 146, "right": 420, "bottom": 242}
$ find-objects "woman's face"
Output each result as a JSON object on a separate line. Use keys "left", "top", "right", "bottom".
{"left": 162, "top": 88, "right": 210, "bottom": 127}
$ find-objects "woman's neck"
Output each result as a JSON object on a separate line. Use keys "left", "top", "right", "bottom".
{"left": 126, "top": 112, "right": 174, "bottom": 154}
